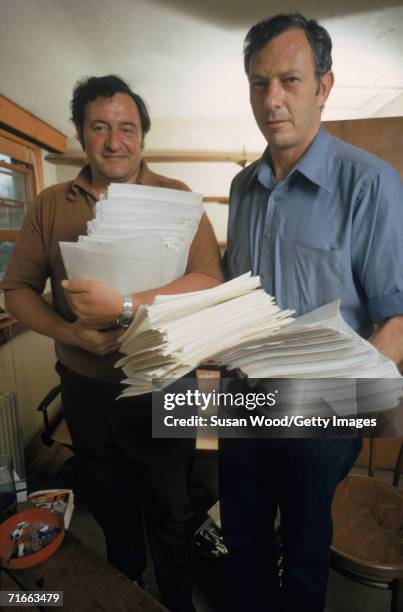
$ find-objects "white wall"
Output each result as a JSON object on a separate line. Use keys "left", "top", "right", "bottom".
{"left": 0, "top": 330, "right": 59, "bottom": 444}
{"left": 145, "top": 117, "right": 266, "bottom": 153}
{"left": 147, "top": 161, "right": 237, "bottom": 243}
{"left": 41, "top": 148, "right": 58, "bottom": 187}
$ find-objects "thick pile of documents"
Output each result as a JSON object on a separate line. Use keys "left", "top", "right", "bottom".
{"left": 214, "top": 300, "right": 399, "bottom": 378}
{"left": 116, "top": 273, "right": 402, "bottom": 397}
{"left": 117, "top": 274, "right": 293, "bottom": 395}
{"left": 59, "top": 183, "right": 203, "bottom": 294}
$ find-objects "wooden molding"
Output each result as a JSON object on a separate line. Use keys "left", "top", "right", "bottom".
{"left": 0, "top": 95, "right": 67, "bottom": 153}
{"left": 45, "top": 150, "right": 261, "bottom": 167}
{"left": 144, "top": 152, "right": 257, "bottom": 165}
{"left": 0, "top": 126, "right": 40, "bottom": 150}
{"left": 0, "top": 229, "right": 19, "bottom": 240}
{"left": 33, "top": 146, "right": 44, "bottom": 193}
{"left": 203, "top": 196, "right": 229, "bottom": 204}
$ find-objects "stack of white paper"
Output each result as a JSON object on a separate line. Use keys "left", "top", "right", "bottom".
{"left": 59, "top": 183, "right": 203, "bottom": 294}
{"left": 116, "top": 273, "right": 294, "bottom": 396}
{"left": 213, "top": 301, "right": 400, "bottom": 378}
{"left": 116, "top": 273, "right": 401, "bottom": 397}
{"left": 213, "top": 300, "right": 402, "bottom": 416}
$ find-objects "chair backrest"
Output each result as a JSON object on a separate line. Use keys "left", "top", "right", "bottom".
{"left": 368, "top": 438, "right": 403, "bottom": 487}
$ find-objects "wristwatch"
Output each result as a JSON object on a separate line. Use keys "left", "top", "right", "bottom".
{"left": 116, "top": 295, "right": 134, "bottom": 328}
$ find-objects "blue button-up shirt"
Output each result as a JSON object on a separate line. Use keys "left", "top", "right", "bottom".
{"left": 226, "top": 126, "right": 403, "bottom": 338}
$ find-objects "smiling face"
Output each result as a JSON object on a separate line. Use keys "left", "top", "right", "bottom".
{"left": 248, "top": 28, "right": 333, "bottom": 166}
{"left": 79, "top": 92, "right": 143, "bottom": 190}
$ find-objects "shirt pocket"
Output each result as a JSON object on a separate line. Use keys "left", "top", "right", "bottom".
{"left": 291, "top": 241, "right": 345, "bottom": 314}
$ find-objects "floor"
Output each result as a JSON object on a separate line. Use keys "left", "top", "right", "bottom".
{"left": 28, "top": 446, "right": 400, "bottom": 612}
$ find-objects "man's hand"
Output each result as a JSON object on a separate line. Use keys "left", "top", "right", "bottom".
{"left": 369, "top": 315, "right": 403, "bottom": 368}
{"left": 68, "top": 320, "right": 124, "bottom": 356}
{"left": 62, "top": 279, "right": 123, "bottom": 328}
{"left": 4, "top": 288, "right": 124, "bottom": 356}
{"left": 62, "top": 272, "right": 222, "bottom": 329}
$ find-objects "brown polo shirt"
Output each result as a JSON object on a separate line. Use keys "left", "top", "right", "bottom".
{"left": 1, "top": 161, "right": 223, "bottom": 382}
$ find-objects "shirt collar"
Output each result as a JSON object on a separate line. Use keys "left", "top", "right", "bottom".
{"left": 136, "top": 159, "right": 160, "bottom": 186}
{"left": 256, "top": 149, "right": 277, "bottom": 191}
{"left": 66, "top": 159, "right": 152, "bottom": 202}
{"left": 67, "top": 165, "right": 98, "bottom": 203}
{"left": 255, "top": 125, "right": 333, "bottom": 193}
{"left": 294, "top": 125, "right": 333, "bottom": 192}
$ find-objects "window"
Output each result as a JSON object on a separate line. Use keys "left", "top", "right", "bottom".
{"left": 0, "top": 129, "right": 43, "bottom": 280}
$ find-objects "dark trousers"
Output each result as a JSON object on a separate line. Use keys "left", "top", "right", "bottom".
{"left": 57, "top": 362, "right": 195, "bottom": 611}
{"left": 219, "top": 437, "right": 362, "bottom": 612}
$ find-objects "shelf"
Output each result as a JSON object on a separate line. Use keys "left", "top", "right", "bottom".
{"left": 45, "top": 150, "right": 260, "bottom": 167}
{"left": 203, "top": 196, "right": 229, "bottom": 204}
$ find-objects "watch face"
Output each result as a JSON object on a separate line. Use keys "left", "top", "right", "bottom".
{"left": 117, "top": 296, "right": 134, "bottom": 327}
{"left": 117, "top": 314, "right": 133, "bottom": 328}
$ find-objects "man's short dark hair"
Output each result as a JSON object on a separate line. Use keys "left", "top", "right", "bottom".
{"left": 244, "top": 13, "right": 332, "bottom": 80}
{"left": 70, "top": 75, "right": 151, "bottom": 139}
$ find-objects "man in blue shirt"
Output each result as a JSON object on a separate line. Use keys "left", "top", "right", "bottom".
{"left": 220, "top": 13, "right": 403, "bottom": 612}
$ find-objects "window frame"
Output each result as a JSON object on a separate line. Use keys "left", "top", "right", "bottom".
{"left": 0, "top": 127, "right": 43, "bottom": 242}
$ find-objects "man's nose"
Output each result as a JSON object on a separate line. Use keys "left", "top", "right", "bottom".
{"left": 264, "top": 81, "right": 283, "bottom": 112}
{"left": 105, "top": 129, "right": 121, "bottom": 151}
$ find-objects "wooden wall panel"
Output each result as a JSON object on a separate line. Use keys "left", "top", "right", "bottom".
{"left": 324, "top": 116, "right": 403, "bottom": 179}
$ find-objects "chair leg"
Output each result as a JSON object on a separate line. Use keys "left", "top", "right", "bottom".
{"left": 391, "top": 578, "right": 403, "bottom": 612}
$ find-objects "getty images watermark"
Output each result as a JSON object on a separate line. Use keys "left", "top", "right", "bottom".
{"left": 151, "top": 377, "right": 403, "bottom": 438}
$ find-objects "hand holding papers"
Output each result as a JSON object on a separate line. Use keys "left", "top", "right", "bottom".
{"left": 116, "top": 273, "right": 401, "bottom": 398}
{"left": 60, "top": 183, "right": 203, "bottom": 295}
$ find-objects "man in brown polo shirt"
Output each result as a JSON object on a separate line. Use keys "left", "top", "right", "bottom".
{"left": 1, "top": 75, "right": 223, "bottom": 612}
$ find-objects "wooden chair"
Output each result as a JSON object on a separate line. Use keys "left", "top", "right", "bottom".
{"left": 37, "top": 384, "right": 73, "bottom": 449}
{"left": 330, "top": 439, "right": 403, "bottom": 612}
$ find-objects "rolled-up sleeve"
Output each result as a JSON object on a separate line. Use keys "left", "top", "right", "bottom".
{"left": 367, "top": 289, "right": 403, "bottom": 322}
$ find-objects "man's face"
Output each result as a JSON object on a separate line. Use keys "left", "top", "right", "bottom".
{"left": 248, "top": 28, "right": 333, "bottom": 159}
{"left": 79, "top": 93, "right": 143, "bottom": 187}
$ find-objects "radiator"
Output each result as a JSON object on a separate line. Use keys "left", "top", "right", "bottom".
{"left": 0, "top": 392, "right": 25, "bottom": 477}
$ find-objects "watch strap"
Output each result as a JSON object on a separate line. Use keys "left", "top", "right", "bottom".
{"left": 116, "top": 295, "right": 134, "bottom": 328}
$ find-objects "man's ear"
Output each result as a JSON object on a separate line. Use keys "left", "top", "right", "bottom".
{"left": 317, "top": 70, "right": 334, "bottom": 106}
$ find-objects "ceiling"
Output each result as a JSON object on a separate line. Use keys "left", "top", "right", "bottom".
{"left": 1, "top": 0, "right": 403, "bottom": 151}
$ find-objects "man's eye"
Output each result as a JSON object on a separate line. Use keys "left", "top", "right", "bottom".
{"left": 93, "top": 125, "right": 106, "bottom": 132}
{"left": 285, "top": 77, "right": 298, "bottom": 83}
{"left": 251, "top": 81, "right": 266, "bottom": 90}
{"left": 122, "top": 127, "right": 135, "bottom": 135}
